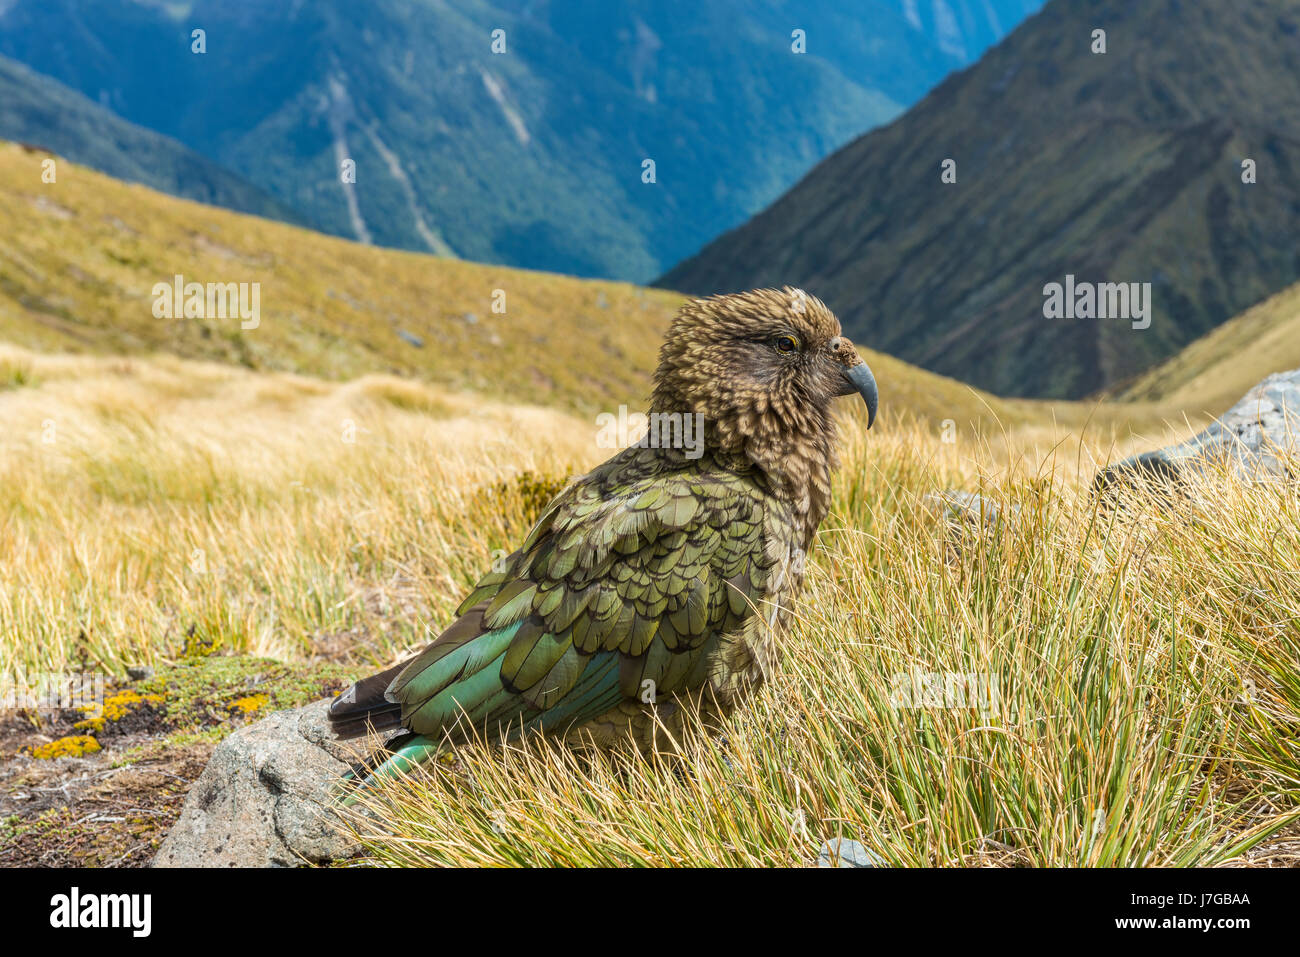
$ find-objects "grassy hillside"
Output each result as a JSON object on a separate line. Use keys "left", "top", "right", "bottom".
{"left": 0, "top": 141, "right": 676, "bottom": 415}
{"left": 0, "top": 343, "right": 594, "bottom": 679}
{"left": 0, "top": 141, "right": 1163, "bottom": 434}
{"left": 1117, "top": 279, "right": 1300, "bottom": 414}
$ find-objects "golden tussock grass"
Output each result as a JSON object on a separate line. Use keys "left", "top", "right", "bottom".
{"left": 1, "top": 343, "right": 1295, "bottom": 866}
{"left": 0, "top": 344, "right": 600, "bottom": 676}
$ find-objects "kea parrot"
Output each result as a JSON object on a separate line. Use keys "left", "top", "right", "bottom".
{"left": 328, "top": 287, "right": 878, "bottom": 796}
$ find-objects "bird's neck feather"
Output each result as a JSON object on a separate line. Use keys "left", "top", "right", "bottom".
{"left": 652, "top": 387, "right": 838, "bottom": 546}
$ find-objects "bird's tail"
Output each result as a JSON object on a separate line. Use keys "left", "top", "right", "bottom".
{"left": 328, "top": 659, "right": 445, "bottom": 806}
{"left": 327, "top": 660, "right": 409, "bottom": 739}
{"left": 336, "top": 731, "right": 443, "bottom": 807}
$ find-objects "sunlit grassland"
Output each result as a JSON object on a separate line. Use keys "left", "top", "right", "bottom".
{"left": 0, "top": 141, "right": 676, "bottom": 415}
{"left": 1, "top": 342, "right": 1295, "bottom": 866}
{"left": 0, "top": 344, "right": 598, "bottom": 677}
{"left": 345, "top": 426, "right": 1300, "bottom": 867}
{"left": 1, "top": 342, "right": 1186, "bottom": 679}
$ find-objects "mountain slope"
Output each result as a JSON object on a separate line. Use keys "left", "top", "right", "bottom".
{"left": 0, "top": 139, "right": 1133, "bottom": 433}
{"left": 658, "top": 0, "right": 1300, "bottom": 400}
{"left": 0, "top": 0, "right": 1043, "bottom": 281}
{"left": 0, "top": 54, "right": 302, "bottom": 225}
{"left": 1118, "top": 279, "right": 1300, "bottom": 416}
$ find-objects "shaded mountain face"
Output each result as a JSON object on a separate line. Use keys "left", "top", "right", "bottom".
{"left": 0, "top": 0, "right": 1041, "bottom": 281}
{"left": 658, "top": 0, "right": 1300, "bottom": 399}
{"left": 0, "top": 55, "right": 300, "bottom": 224}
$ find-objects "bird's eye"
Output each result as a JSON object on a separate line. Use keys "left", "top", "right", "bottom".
{"left": 774, "top": 335, "right": 800, "bottom": 354}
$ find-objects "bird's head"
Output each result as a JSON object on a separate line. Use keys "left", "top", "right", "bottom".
{"left": 650, "top": 287, "right": 878, "bottom": 440}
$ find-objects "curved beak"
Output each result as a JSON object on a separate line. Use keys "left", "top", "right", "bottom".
{"left": 844, "top": 361, "right": 879, "bottom": 429}
{"left": 828, "top": 336, "right": 879, "bottom": 429}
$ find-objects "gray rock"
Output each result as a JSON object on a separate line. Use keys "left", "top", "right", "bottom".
{"left": 1098, "top": 369, "right": 1300, "bottom": 491}
{"left": 396, "top": 328, "right": 424, "bottom": 348}
{"left": 153, "top": 699, "right": 366, "bottom": 867}
{"left": 817, "top": 838, "right": 884, "bottom": 868}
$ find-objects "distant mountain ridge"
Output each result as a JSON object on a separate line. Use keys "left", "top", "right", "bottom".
{"left": 0, "top": 0, "right": 1042, "bottom": 281}
{"left": 658, "top": 0, "right": 1300, "bottom": 399}
{"left": 0, "top": 54, "right": 302, "bottom": 224}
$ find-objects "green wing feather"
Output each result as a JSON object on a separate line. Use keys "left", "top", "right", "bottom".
{"left": 385, "top": 448, "right": 777, "bottom": 748}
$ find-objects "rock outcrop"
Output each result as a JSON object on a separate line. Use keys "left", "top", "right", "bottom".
{"left": 1097, "top": 369, "right": 1300, "bottom": 491}
{"left": 153, "top": 699, "right": 372, "bottom": 867}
